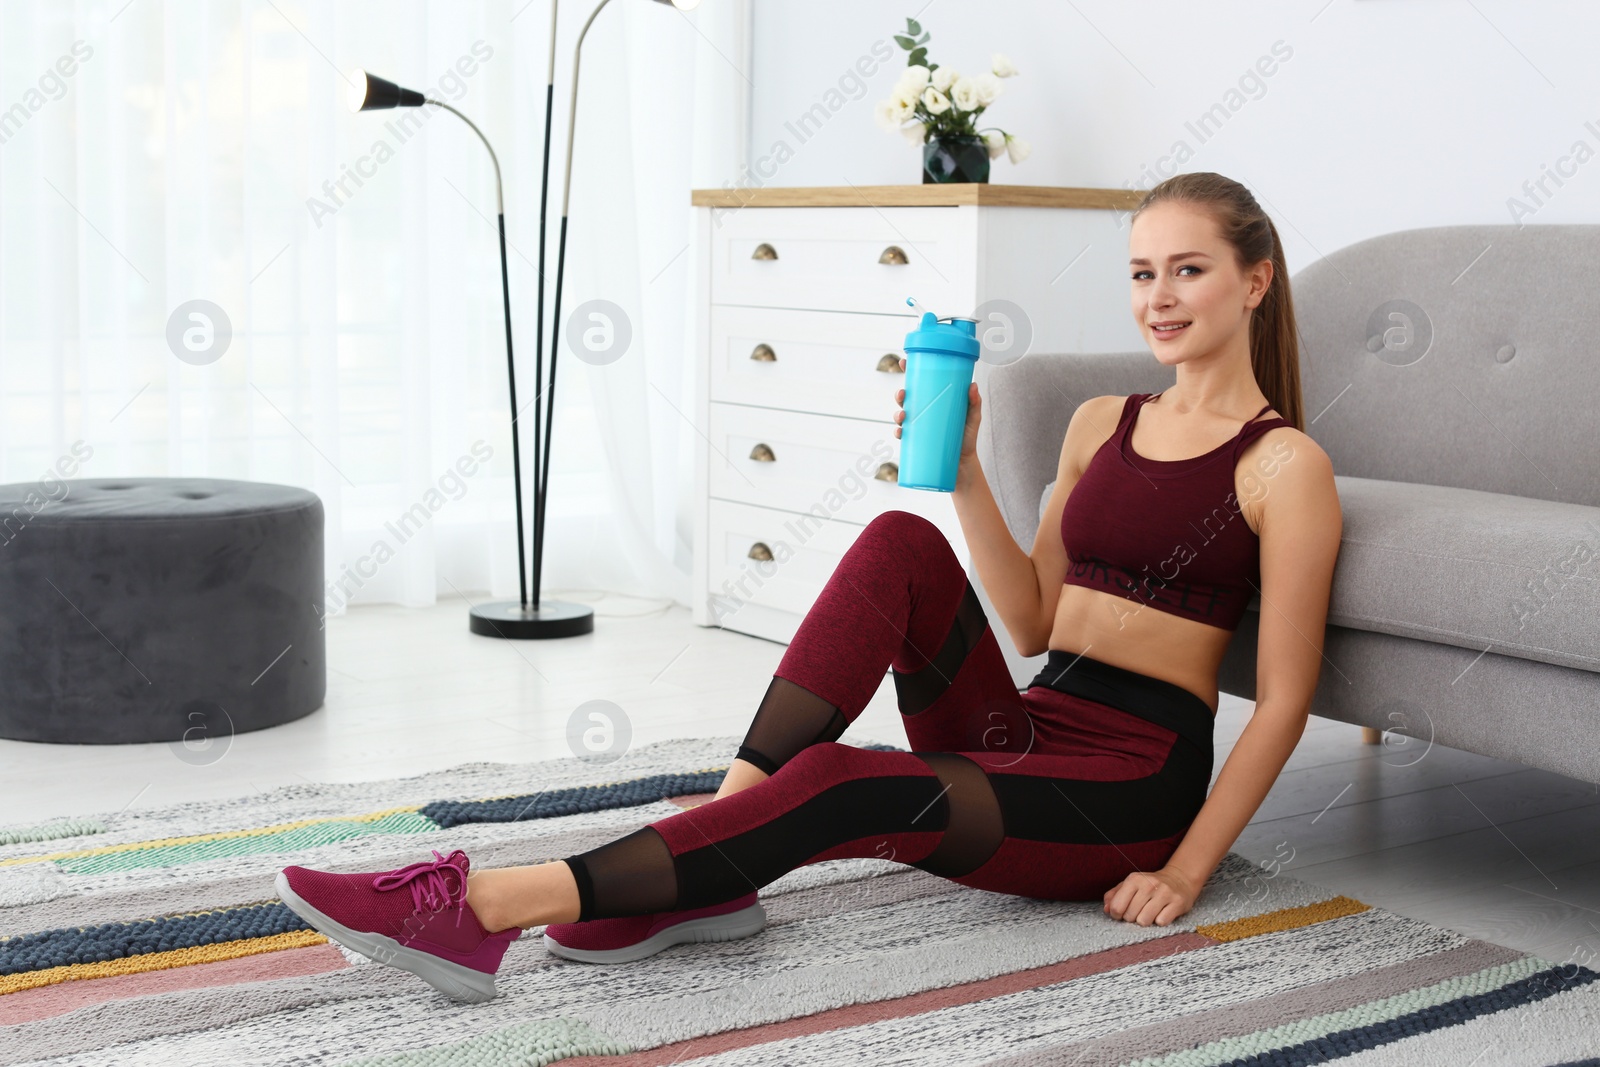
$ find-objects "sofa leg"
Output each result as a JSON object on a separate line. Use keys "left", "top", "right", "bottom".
{"left": 1360, "top": 726, "right": 1383, "bottom": 745}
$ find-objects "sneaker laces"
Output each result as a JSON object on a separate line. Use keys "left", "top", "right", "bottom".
{"left": 373, "top": 849, "right": 471, "bottom": 915}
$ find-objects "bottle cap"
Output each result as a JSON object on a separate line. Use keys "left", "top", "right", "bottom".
{"left": 905, "top": 311, "right": 981, "bottom": 359}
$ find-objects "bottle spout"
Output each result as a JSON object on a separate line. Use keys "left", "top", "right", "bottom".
{"left": 906, "top": 296, "right": 941, "bottom": 331}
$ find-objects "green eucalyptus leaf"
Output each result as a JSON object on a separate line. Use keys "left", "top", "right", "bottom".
{"left": 907, "top": 18, "right": 921, "bottom": 34}
{"left": 915, "top": 32, "right": 929, "bottom": 44}
{"left": 909, "top": 46, "right": 927, "bottom": 65}
{"left": 894, "top": 34, "right": 915, "bottom": 50}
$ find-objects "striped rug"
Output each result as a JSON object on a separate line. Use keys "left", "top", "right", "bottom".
{"left": 3, "top": 736, "right": 1598, "bottom": 1066}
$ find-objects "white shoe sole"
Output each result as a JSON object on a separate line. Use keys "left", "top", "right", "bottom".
{"left": 543, "top": 901, "right": 768, "bottom": 965}
{"left": 275, "top": 870, "right": 503, "bottom": 1003}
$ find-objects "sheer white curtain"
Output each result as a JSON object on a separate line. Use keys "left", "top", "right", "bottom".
{"left": 0, "top": 0, "right": 748, "bottom": 619}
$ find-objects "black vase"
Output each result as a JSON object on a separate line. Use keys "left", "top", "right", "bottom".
{"left": 922, "top": 134, "right": 991, "bottom": 184}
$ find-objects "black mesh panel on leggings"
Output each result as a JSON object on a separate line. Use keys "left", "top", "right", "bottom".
{"left": 562, "top": 824, "right": 681, "bottom": 921}
{"left": 733, "top": 675, "right": 849, "bottom": 776}
{"left": 561, "top": 751, "right": 1006, "bottom": 921}
{"left": 907, "top": 751, "right": 1006, "bottom": 878}
{"left": 892, "top": 578, "right": 989, "bottom": 716}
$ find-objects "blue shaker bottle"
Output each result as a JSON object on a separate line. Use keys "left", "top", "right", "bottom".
{"left": 898, "top": 299, "right": 981, "bottom": 492}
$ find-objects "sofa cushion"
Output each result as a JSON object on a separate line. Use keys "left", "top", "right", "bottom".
{"left": 1038, "top": 474, "right": 1599, "bottom": 674}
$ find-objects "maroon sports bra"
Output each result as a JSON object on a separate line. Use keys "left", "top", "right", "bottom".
{"left": 1058, "top": 392, "right": 1293, "bottom": 631}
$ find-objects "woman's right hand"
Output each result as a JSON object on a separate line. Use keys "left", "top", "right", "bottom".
{"left": 893, "top": 356, "right": 983, "bottom": 464}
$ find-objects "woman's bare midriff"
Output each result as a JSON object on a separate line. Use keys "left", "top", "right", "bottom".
{"left": 1045, "top": 587, "right": 1228, "bottom": 716}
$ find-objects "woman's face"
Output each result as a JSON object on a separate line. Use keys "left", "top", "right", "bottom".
{"left": 1128, "top": 201, "right": 1270, "bottom": 366}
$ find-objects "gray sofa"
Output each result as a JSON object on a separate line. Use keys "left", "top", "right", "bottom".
{"left": 973, "top": 223, "right": 1600, "bottom": 784}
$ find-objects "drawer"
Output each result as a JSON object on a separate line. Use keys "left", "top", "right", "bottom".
{"left": 707, "top": 206, "right": 970, "bottom": 315}
{"left": 705, "top": 498, "right": 858, "bottom": 622}
{"left": 706, "top": 402, "right": 962, "bottom": 536}
{"left": 709, "top": 306, "right": 914, "bottom": 422}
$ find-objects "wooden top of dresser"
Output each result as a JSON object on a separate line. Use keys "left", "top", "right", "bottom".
{"left": 689, "top": 185, "right": 1145, "bottom": 210}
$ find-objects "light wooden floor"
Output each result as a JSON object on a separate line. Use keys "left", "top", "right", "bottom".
{"left": 4, "top": 594, "right": 1597, "bottom": 969}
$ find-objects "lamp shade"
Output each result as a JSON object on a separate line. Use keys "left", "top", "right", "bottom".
{"left": 347, "top": 70, "right": 425, "bottom": 112}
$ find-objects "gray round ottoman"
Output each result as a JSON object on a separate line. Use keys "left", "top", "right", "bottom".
{"left": 0, "top": 477, "right": 326, "bottom": 744}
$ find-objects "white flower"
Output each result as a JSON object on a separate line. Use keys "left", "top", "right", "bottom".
{"left": 949, "top": 76, "right": 982, "bottom": 112}
{"left": 898, "top": 64, "right": 931, "bottom": 93}
{"left": 921, "top": 86, "right": 951, "bottom": 115}
{"left": 930, "top": 66, "right": 958, "bottom": 93}
{"left": 875, "top": 96, "right": 914, "bottom": 131}
{"left": 992, "top": 52, "right": 1018, "bottom": 78}
{"left": 1006, "top": 134, "right": 1031, "bottom": 164}
{"left": 902, "top": 122, "right": 928, "bottom": 146}
{"left": 971, "top": 72, "right": 1002, "bottom": 107}
{"left": 983, "top": 130, "right": 1006, "bottom": 159}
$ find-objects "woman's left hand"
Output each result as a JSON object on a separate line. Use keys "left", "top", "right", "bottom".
{"left": 1103, "top": 865, "right": 1200, "bottom": 927}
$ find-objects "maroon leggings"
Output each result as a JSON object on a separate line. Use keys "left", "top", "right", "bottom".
{"left": 560, "top": 510, "right": 1214, "bottom": 921}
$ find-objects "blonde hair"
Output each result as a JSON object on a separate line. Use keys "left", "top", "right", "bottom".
{"left": 1130, "top": 172, "right": 1305, "bottom": 431}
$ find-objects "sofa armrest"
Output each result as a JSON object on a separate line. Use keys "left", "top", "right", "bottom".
{"left": 973, "top": 351, "right": 1170, "bottom": 549}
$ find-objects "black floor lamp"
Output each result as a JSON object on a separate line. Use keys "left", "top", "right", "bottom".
{"left": 348, "top": 69, "right": 593, "bottom": 639}
{"left": 347, "top": 0, "right": 699, "bottom": 639}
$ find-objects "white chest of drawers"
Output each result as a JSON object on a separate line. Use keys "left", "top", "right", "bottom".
{"left": 688, "top": 184, "right": 1145, "bottom": 647}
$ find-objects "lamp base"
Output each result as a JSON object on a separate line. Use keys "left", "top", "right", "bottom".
{"left": 469, "top": 599, "right": 595, "bottom": 640}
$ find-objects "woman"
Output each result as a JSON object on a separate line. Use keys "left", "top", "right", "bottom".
{"left": 275, "top": 171, "right": 1343, "bottom": 1004}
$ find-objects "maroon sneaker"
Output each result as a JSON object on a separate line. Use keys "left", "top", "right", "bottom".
{"left": 276, "top": 848, "right": 521, "bottom": 1003}
{"left": 542, "top": 891, "right": 766, "bottom": 964}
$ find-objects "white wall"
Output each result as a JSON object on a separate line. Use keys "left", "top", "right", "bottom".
{"left": 738, "top": 1, "right": 1600, "bottom": 272}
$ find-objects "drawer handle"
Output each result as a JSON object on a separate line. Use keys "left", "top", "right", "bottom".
{"left": 875, "top": 353, "right": 903, "bottom": 373}
{"left": 751, "top": 242, "right": 778, "bottom": 260}
{"left": 749, "top": 443, "right": 776, "bottom": 462}
{"left": 875, "top": 462, "right": 899, "bottom": 483}
{"left": 750, "top": 343, "right": 776, "bottom": 362}
{"left": 748, "top": 541, "right": 774, "bottom": 561}
{"left": 878, "top": 245, "right": 909, "bottom": 265}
